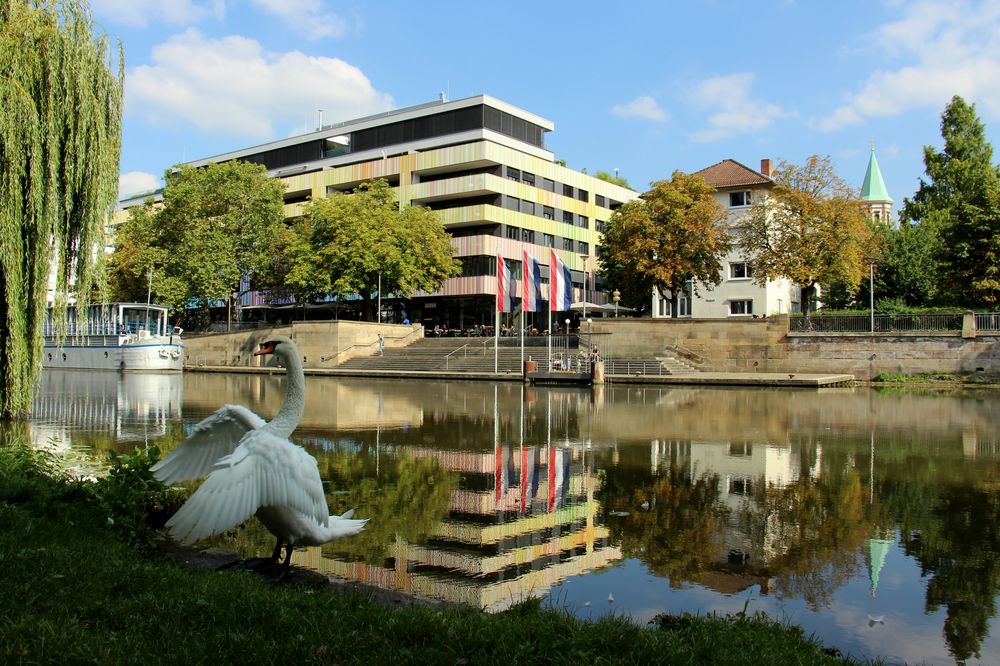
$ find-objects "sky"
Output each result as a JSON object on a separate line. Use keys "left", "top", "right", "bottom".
{"left": 99, "top": 0, "right": 1000, "bottom": 211}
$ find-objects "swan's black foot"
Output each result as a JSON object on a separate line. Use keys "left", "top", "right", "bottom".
{"left": 243, "top": 557, "right": 275, "bottom": 572}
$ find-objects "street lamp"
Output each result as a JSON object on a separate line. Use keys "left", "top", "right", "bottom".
{"left": 613, "top": 289, "right": 621, "bottom": 318}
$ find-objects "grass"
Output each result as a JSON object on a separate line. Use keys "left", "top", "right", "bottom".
{"left": 0, "top": 442, "right": 871, "bottom": 665}
{"left": 874, "top": 371, "right": 1000, "bottom": 385}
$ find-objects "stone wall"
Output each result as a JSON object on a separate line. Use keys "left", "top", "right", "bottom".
{"left": 592, "top": 316, "right": 1000, "bottom": 379}
{"left": 182, "top": 321, "right": 422, "bottom": 368}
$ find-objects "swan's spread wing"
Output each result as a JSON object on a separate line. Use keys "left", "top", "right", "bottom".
{"left": 165, "top": 430, "right": 329, "bottom": 545}
{"left": 151, "top": 405, "right": 265, "bottom": 485}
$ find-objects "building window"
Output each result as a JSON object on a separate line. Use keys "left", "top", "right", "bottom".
{"left": 542, "top": 206, "right": 554, "bottom": 220}
{"left": 578, "top": 215, "right": 589, "bottom": 228}
{"left": 507, "top": 167, "right": 520, "bottom": 182}
{"left": 729, "top": 262, "right": 753, "bottom": 279}
{"left": 729, "top": 477, "right": 752, "bottom": 496}
{"left": 729, "top": 191, "right": 752, "bottom": 207}
{"left": 577, "top": 188, "right": 589, "bottom": 202}
{"left": 579, "top": 241, "right": 589, "bottom": 254}
{"left": 520, "top": 200, "right": 535, "bottom": 216}
{"left": 729, "top": 299, "right": 753, "bottom": 316}
{"left": 563, "top": 184, "right": 574, "bottom": 197}
{"left": 562, "top": 238, "right": 574, "bottom": 251}
{"left": 543, "top": 233, "right": 554, "bottom": 247}
{"left": 522, "top": 171, "right": 535, "bottom": 187}
{"left": 596, "top": 220, "right": 606, "bottom": 232}
{"left": 729, "top": 442, "right": 752, "bottom": 457}
{"left": 595, "top": 194, "right": 606, "bottom": 208}
{"left": 506, "top": 226, "right": 520, "bottom": 240}
{"left": 540, "top": 177, "right": 555, "bottom": 192}
{"left": 504, "top": 196, "right": 519, "bottom": 211}
{"left": 522, "top": 229, "right": 535, "bottom": 243}
{"left": 658, "top": 298, "right": 669, "bottom": 317}
{"left": 563, "top": 211, "right": 574, "bottom": 225}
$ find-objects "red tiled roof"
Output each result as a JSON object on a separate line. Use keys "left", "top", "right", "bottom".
{"left": 694, "top": 159, "right": 772, "bottom": 189}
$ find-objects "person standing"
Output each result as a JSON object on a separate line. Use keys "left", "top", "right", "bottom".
{"left": 378, "top": 333, "right": 385, "bottom": 356}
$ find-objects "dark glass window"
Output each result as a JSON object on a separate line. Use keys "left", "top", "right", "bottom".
{"left": 506, "top": 226, "right": 520, "bottom": 240}
{"left": 541, "top": 178, "right": 555, "bottom": 192}
{"left": 595, "top": 194, "right": 606, "bottom": 207}
{"left": 522, "top": 172, "right": 535, "bottom": 186}
{"left": 562, "top": 238, "right": 574, "bottom": 250}
{"left": 578, "top": 215, "right": 589, "bottom": 228}
{"left": 520, "top": 200, "right": 534, "bottom": 216}
{"left": 504, "top": 196, "right": 519, "bottom": 211}
{"left": 579, "top": 241, "right": 589, "bottom": 254}
{"left": 562, "top": 211, "right": 574, "bottom": 225}
{"left": 563, "top": 184, "right": 574, "bottom": 197}
{"left": 577, "top": 189, "right": 589, "bottom": 202}
{"left": 543, "top": 233, "right": 554, "bottom": 247}
{"left": 522, "top": 229, "right": 535, "bottom": 243}
{"left": 507, "top": 167, "right": 520, "bottom": 182}
{"left": 542, "top": 206, "right": 554, "bottom": 220}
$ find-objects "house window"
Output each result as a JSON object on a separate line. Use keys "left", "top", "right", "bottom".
{"left": 522, "top": 172, "right": 535, "bottom": 186}
{"left": 563, "top": 211, "right": 574, "bottom": 225}
{"left": 507, "top": 167, "right": 520, "bottom": 182}
{"left": 504, "top": 196, "right": 519, "bottom": 211}
{"left": 658, "top": 298, "right": 669, "bottom": 317}
{"left": 596, "top": 220, "right": 606, "bottom": 232}
{"left": 729, "top": 262, "right": 753, "bottom": 279}
{"left": 562, "top": 238, "right": 574, "bottom": 251}
{"left": 522, "top": 229, "right": 535, "bottom": 243}
{"left": 729, "top": 191, "right": 752, "bottom": 207}
{"left": 520, "top": 200, "right": 534, "bottom": 215}
{"left": 563, "top": 184, "right": 574, "bottom": 197}
{"left": 540, "top": 178, "right": 555, "bottom": 192}
{"left": 729, "top": 477, "right": 752, "bottom": 496}
{"left": 577, "top": 189, "right": 589, "bottom": 202}
{"left": 729, "top": 299, "right": 753, "bottom": 316}
{"left": 505, "top": 226, "right": 520, "bottom": 240}
{"left": 579, "top": 241, "right": 589, "bottom": 254}
{"left": 543, "top": 233, "right": 554, "bottom": 247}
{"left": 578, "top": 215, "right": 589, "bottom": 228}
{"left": 542, "top": 206, "right": 554, "bottom": 220}
{"left": 595, "top": 194, "right": 606, "bottom": 207}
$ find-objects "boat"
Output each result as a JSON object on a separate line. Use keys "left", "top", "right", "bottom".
{"left": 43, "top": 302, "right": 183, "bottom": 372}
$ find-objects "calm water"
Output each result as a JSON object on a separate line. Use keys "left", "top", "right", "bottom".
{"left": 22, "top": 370, "right": 1000, "bottom": 665}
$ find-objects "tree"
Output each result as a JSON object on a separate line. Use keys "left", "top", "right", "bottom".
{"left": 109, "top": 161, "right": 285, "bottom": 326}
{"left": 738, "top": 156, "right": 873, "bottom": 315}
{"left": 901, "top": 96, "right": 1000, "bottom": 307}
{"left": 0, "top": 0, "right": 122, "bottom": 419}
{"left": 594, "top": 170, "right": 632, "bottom": 189}
{"left": 598, "top": 172, "right": 730, "bottom": 315}
{"left": 274, "top": 179, "right": 460, "bottom": 321}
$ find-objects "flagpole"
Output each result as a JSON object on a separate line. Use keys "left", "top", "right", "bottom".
{"left": 520, "top": 298, "right": 524, "bottom": 371}
{"left": 495, "top": 308, "right": 499, "bottom": 373}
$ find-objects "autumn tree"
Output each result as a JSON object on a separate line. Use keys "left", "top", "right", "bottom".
{"left": 598, "top": 172, "right": 730, "bottom": 315}
{"left": 901, "top": 96, "right": 1000, "bottom": 307}
{"left": 109, "top": 161, "right": 285, "bottom": 326}
{"left": 738, "top": 156, "right": 873, "bottom": 315}
{"left": 0, "top": 0, "right": 122, "bottom": 418}
{"left": 271, "top": 179, "right": 460, "bottom": 321}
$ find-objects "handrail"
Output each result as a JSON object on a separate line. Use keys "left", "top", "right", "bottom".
{"left": 444, "top": 343, "right": 471, "bottom": 369}
{"left": 668, "top": 344, "right": 707, "bottom": 365}
{"left": 321, "top": 326, "right": 423, "bottom": 363}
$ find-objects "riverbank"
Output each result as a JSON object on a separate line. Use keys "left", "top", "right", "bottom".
{"left": 0, "top": 444, "right": 870, "bottom": 665}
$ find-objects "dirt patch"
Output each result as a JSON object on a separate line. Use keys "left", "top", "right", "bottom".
{"left": 157, "top": 541, "right": 440, "bottom": 609}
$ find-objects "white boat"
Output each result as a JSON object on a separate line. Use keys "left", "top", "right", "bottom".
{"left": 43, "top": 302, "right": 184, "bottom": 372}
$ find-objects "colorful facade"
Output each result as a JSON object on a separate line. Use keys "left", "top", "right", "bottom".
{"left": 125, "top": 94, "right": 638, "bottom": 330}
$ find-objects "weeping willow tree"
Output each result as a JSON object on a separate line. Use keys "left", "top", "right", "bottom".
{"left": 0, "top": 0, "right": 123, "bottom": 419}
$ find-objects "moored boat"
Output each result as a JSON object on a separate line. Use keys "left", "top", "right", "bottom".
{"left": 43, "top": 302, "right": 183, "bottom": 372}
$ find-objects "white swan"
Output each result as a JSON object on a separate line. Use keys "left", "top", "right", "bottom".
{"left": 151, "top": 335, "right": 366, "bottom": 572}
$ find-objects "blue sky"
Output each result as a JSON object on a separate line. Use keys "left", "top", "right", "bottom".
{"left": 99, "top": 0, "right": 1000, "bottom": 213}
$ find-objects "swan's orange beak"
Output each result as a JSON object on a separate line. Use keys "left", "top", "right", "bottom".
{"left": 254, "top": 341, "right": 276, "bottom": 356}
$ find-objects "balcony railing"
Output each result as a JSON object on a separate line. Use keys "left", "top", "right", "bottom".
{"left": 789, "top": 313, "right": 964, "bottom": 333}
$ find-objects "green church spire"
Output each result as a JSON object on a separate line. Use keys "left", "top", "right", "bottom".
{"left": 861, "top": 148, "right": 893, "bottom": 202}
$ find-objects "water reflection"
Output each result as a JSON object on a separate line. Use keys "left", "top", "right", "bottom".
{"left": 21, "top": 373, "right": 1000, "bottom": 665}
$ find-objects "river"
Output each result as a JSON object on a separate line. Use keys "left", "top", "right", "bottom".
{"left": 20, "top": 370, "right": 1000, "bottom": 665}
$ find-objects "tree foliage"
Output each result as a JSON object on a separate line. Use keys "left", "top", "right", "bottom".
{"left": 599, "top": 172, "right": 730, "bottom": 314}
{"left": 738, "top": 156, "right": 873, "bottom": 315}
{"left": 269, "top": 179, "right": 460, "bottom": 321}
{"left": 901, "top": 96, "right": 1000, "bottom": 307}
{"left": 0, "top": 0, "right": 123, "bottom": 418}
{"left": 594, "top": 170, "right": 632, "bottom": 189}
{"left": 109, "top": 161, "right": 285, "bottom": 325}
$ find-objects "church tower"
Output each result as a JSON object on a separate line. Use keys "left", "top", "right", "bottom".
{"left": 860, "top": 146, "right": 893, "bottom": 224}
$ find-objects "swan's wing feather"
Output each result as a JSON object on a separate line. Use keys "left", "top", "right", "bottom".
{"left": 326, "top": 515, "right": 368, "bottom": 539}
{"left": 151, "top": 405, "right": 265, "bottom": 485}
{"left": 165, "top": 430, "right": 328, "bottom": 544}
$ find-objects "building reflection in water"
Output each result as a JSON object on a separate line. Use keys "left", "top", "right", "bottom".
{"left": 289, "top": 385, "right": 621, "bottom": 612}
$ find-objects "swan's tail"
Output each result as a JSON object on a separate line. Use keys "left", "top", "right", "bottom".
{"left": 325, "top": 512, "right": 368, "bottom": 539}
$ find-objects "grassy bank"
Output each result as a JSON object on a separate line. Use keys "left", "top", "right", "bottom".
{"left": 0, "top": 443, "right": 869, "bottom": 665}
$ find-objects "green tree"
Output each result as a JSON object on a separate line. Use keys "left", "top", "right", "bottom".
{"left": 738, "top": 156, "right": 873, "bottom": 315}
{"left": 0, "top": 0, "right": 122, "bottom": 418}
{"left": 109, "top": 161, "right": 285, "bottom": 326}
{"left": 901, "top": 96, "right": 1000, "bottom": 306}
{"left": 598, "top": 172, "right": 730, "bottom": 316}
{"left": 594, "top": 170, "right": 632, "bottom": 189}
{"left": 275, "top": 179, "right": 460, "bottom": 321}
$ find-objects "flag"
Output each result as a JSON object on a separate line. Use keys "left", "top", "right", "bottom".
{"left": 522, "top": 250, "right": 542, "bottom": 312}
{"left": 549, "top": 249, "right": 572, "bottom": 312}
{"left": 497, "top": 253, "right": 514, "bottom": 312}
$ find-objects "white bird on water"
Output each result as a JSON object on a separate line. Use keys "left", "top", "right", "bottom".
{"left": 151, "top": 335, "right": 367, "bottom": 574}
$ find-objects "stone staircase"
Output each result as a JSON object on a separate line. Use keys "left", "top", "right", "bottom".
{"left": 334, "top": 337, "right": 524, "bottom": 374}
{"left": 605, "top": 355, "right": 699, "bottom": 376}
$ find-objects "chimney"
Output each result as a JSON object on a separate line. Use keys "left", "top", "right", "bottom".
{"left": 760, "top": 158, "right": 773, "bottom": 178}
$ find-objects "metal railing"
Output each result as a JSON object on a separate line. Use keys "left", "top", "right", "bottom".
{"left": 975, "top": 312, "right": 1000, "bottom": 332}
{"left": 444, "top": 343, "right": 471, "bottom": 369}
{"left": 790, "top": 313, "right": 963, "bottom": 333}
{"left": 605, "top": 359, "right": 667, "bottom": 376}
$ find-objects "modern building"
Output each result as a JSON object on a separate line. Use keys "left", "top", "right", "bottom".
{"left": 651, "top": 158, "right": 800, "bottom": 318}
{"left": 121, "top": 94, "right": 639, "bottom": 331}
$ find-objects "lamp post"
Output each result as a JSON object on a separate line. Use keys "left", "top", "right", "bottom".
{"left": 580, "top": 254, "right": 589, "bottom": 319}
{"left": 869, "top": 260, "right": 875, "bottom": 334}
{"left": 613, "top": 289, "right": 621, "bottom": 318}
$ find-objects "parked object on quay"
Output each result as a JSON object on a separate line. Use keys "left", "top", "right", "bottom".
{"left": 151, "top": 335, "right": 366, "bottom": 574}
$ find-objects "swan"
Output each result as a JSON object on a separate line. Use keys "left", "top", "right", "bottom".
{"left": 151, "top": 335, "right": 366, "bottom": 573}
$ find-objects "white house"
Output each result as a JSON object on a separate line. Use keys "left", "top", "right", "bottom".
{"left": 651, "top": 158, "right": 800, "bottom": 318}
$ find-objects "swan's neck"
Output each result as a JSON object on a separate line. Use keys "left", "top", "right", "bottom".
{"left": 265, "top": 346, "right": 305, "bottom": 438}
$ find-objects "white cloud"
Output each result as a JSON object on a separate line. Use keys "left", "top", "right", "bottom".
{"left": 611, "top": 96, "right": 669, "bottom": 122}
{"left": 250, "top": 0, "right": 346, "bottom": 40}
{"left": 689, "top": 73, "right": 789, "bottom": 143}
{"left": 119, "top": 171, "right": 161, "bottom": 198}
{"left": 125, "top": 29, "right": 393, "bottom": 139}
{"left": 819, "top": 0, "right": 1000, "bottom": 131}
{"left": 91, "top": 0, "right": 224, "bottom": 28}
